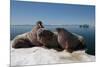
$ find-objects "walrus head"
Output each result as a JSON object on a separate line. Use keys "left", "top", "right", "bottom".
{"left": 36, "top": 21, "right": 44, "bottom": 28}
{"left": 56, "top": 28, "right": 86, "bottom": 53}
{"left": 37, "top": 28, "right": 64, "bottom": 51}
{"left": 37, "top": 28, "right": 54, "bottom": 45}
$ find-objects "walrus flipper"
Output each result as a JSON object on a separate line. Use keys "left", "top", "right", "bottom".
{"left": 12, "top": 38, "right": 35, "bottom": 49}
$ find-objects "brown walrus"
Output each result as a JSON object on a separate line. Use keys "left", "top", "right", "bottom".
{"left": 56, "top": 28, "right": 86, "bottom": 53}
{"left": 37, "top": 28, "right": 64, "bottom": 51}
{"left": 12, "top": 22, "right": 85, "bottom": 53}
{"left": 26, "top": 21, "right": 44, "bottom": 46}
{"left": 12, "top": 21, "right": 44, "bottom": 48}
{"left": 36, "top": 28, "right": 86, "bottom": 53}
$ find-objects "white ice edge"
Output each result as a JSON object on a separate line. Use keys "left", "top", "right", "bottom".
{"left": 11, "top": 47, "right": 95, "bottom": 66}
{"left": 11, "top": 33, "right": 95, "bottom": 66}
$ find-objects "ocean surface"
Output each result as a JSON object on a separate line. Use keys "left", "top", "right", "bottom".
{"left": 10, "top": 25, "right": 95, "bottom": 55}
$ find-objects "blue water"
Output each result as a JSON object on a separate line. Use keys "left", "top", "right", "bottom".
{"left": 10, "top": 25, "right": 95, "bottom": 55}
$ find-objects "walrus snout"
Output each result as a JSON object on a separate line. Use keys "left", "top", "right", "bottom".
{"left": 66, "top": 36, "right": 86, "bottom": 53}
{"left": 66, "top": 37, "right": 86, "bottom": 53}
{"left": 73, "top": 40, "right": 86, "bottom": 50}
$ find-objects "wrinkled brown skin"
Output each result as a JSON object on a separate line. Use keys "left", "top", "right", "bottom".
{"left": 12, "top": 21, "right": 44, "bottom": 48}
{"left": 56, "top": 28, "right": 86, "bottom": 53}
{"left": 37, "top": 29, "right": 64, "bottom": 51}
{"left": 27, "top": 21, "right": 44, "bottom": 46}
{"left": 12, "top": 38, "right": 35, "bottom": 48}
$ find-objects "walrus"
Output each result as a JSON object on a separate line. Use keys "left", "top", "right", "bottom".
{"left": 37, "top": 28, "right": 64, "bottom": 51}
{"left": 36, "top": 28, "right": 86, "bottom": 53}
{"left": 12, "top": 37, "right": 34, "bottom": 48}
{"left": 56, "top": 28, "right": 86, "bottom": 53}
{"left": 12, "top": 21, "right": 44, "bottom": 48}
{"left": 37, "top": 28, "right": 54, "bottom": 45}
{"left": 12, "top": 22, "right": 86, "bottom": 53}
{"left": 26, "top": 21, "right": 44, "bottom": 46}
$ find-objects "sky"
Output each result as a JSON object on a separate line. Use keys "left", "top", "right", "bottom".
{"left": 11, "top": 0, "right": 95, "bottom": 25}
